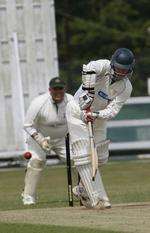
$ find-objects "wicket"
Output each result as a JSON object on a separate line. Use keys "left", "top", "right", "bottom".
{"left": 65, "top": 133, "right": 74, "bottom": 207}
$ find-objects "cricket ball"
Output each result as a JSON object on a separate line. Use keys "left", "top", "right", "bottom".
{"left": 23, "top": 151, "right": 32, "bottom": 160}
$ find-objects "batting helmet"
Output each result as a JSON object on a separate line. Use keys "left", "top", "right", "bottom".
{"left": 110, "top": 48, "right": 135, "bottom": 80}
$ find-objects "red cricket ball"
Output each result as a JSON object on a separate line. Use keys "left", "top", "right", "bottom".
{"left": 23, "top": 151, "right": 32, "bottom": 159}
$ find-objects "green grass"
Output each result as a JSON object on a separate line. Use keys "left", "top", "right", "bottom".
{"left": 0, "top": 160, "right": 150, "bottom": 211}
{"left": 102, "top": 159, "right": 150, "bottom": 203}
{"left": 0, "top": 223, "right": 124, "bottom": 233}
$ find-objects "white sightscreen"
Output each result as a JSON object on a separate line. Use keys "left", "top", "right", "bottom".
{"left": 0, "top": 0, "right": 58, "bottom": 157}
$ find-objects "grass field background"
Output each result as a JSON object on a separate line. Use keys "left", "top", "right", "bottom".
{"left": 0, "top": 222, "right": 123, "bottom": 233}
{"left": 0, "top": 160, "right": 150, "bottom": 211}
{"left": 0, "top": 159, "right": 150, "bottom": 233}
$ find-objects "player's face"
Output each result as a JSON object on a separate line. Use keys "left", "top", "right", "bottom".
{"left": 49, "top": 87, "right": 65, "bottom": 103}
{"left": 113, "top": 67, "right": 129, "bottom": 79}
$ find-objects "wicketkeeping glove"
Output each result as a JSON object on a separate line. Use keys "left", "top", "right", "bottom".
{"left": 41, "top": 137, "right": 51, "bottom": 151}
{"left": 33, "top": 133, "right": 51, "bottom": 152}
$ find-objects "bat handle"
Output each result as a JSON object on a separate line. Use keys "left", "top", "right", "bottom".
{"left": 88, "top": 121, "right": 93, "bottom": 138}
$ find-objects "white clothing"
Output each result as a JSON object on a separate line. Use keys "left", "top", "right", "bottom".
{"left": 22, "top": 92, "right": 74, "bottom": 202}
{"left": 24, "top": 92, "right": 74, "bottom": 160}
{"left": 68, "top": 59, "right": 132, "bottom": 146}
{"left": 75, "top": 59, "right": 132, "bottom": 119}
{"left": 66, "top": 59, "right": 133, "bottom": 208}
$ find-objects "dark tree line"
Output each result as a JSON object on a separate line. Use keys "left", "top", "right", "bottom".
{"left": 55, "top": 0, "right": 150, "bottom": 96}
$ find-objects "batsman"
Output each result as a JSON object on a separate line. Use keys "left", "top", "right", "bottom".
{"left": 66, "top": 48, "right": 135, "bottom": 209}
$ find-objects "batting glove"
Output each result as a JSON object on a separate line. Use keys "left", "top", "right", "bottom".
{"left": 80, "top": 110, "right": 98, "bottom": 123}
{"left": 79, "top": 91, "right": 94, "bottom": 110}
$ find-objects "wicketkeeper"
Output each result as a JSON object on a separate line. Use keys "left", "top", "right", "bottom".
{"left": 66, "top": 48, "right": 135, "bottom": 209}
{"left": 22, "top": 77, "right": 73, "bottom": 205}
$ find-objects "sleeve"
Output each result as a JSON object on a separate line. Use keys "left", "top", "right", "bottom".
{"left": 98, "top": 80, "right": 132, "bottom": 120}
{"left": 74, "top": 85, "right": 85, "bottom": 103}
{"left": 82, "top": 59, "right": 110, "bottom": 91}
{"left": 24, "top": 97, "right": 42, "bottom": 136}
{"left": 84, "top": 59, "right": 110, "bottom": 75}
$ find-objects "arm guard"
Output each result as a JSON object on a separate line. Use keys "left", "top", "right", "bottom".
{"left": 81, "top": 60, "right": 110, "bottom": 92}
{"left": 82, "top": 64, "right": 96, "bottom": 92}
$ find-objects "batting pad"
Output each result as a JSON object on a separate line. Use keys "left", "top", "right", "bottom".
{"left": 24, "top": 158, "right": 45, "bottom": 198}
{"left": 97, "top": 139, "right": 110, "bottom": 166}
{"left": 77, "top": 162, "right": 109, "bottom": 207}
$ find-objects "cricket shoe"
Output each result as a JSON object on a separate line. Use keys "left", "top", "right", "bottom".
{"left": 95, "top": 199, "right": 111, "bottom": 210}
{"left": 72, "top": 185, "right": 91, "bottom": 208}
{"left": 21, "top": 193, "right": 36, "bottom": 205}
{"left": 73, "top": 185, "right": 111, "bottom": 209}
